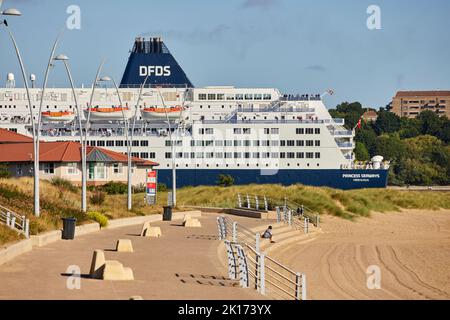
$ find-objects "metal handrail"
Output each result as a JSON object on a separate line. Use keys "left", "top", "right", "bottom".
{"left": 0, "top": 204, "right": 29, "bottom": 238}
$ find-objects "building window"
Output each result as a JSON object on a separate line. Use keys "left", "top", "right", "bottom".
{"left": 67, "top": 162, "right": 77, "bottom": 175}
{"left": 296, "top": 128, "right": 304, "bottom": 135}
{"left": 271, "top": 128, "right": 279, "bottom": 134}
{"left": 140, "top": 140, "right": 149, "bottom": 147}
{"left": 16, "top": 164, "right": 22, "bottom": 176}
{"left": 140, "top": 152, "right": 149, "bottom": 159}
{"left": 106, "top": 141, "right": 114, "bottom": 147}
{"left": 315, "top": 140, "right": 321, "bottom": 147}
{"left": 95, "top": 163, "right": 106, "bottom": 180}
{"left": 113, "top": 163, "right": 123, "bottom": 174}
{"left": 306, "top": 140, "right": 314, "bottom": 147}
{"left": 306, "top": 152, "right": 314, "bottom": 159}
{"left": 297, "top": 152, "right": 305, "bottom": 159}
{"left": 165, "top": 152, "right": 172, "bottom": 159}
{"left": 198, "top": 94, "right": 207, "bottom": 100}
{"left": 97, "top": 141, "right": 105, "bottom": 147}
{"left": 315, "top": 152, "right": 321, "bottom": 159}
{"left": 43, "top": 163, "right": 55, "bottom": 174}
{"left": 315, "top": 128, "right": 321, "bottom": 134}
{"left": 234, "top": 128, "right": 242, "bottom": 134}
{"left": 306, "top": 128, "right": 314, "bottom": 134}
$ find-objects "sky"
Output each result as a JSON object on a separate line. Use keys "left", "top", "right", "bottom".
{"left": 0, "top": 0, "right": 449, "bottom": 109}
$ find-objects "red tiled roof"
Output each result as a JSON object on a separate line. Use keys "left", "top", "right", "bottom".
{"left": 395, "top": 91, "right": 450, "bottom": 98}
{"left": 0, "top": 128, "right": 33, "bottom": 143}
{"left": 0, "top": 141, "right": 158, "bottom": 166}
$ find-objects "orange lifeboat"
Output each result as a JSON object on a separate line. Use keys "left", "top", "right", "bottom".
{"left": 41, "top": 111, "right": 75, "bottom": 122}
{"left": 141, "top": 106, "right": 186, "bottom": 121}
{"left": 84, "top": 106, "right": 131, "bottom": 121}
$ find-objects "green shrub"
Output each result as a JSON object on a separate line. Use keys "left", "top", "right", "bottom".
{"left": 50, "top": 177, "right": 78, "bottom": 193}
{"left": 90, "top": 191, "right": 106, "bottom": 205}
{"left": 0, "top": 164, "right": 11, "bottom": 178}
{"left": 101, "top": 181, "right": 128, "bottom": 195}
{"left": 133, "top": 183, "right": 146, "bottom": 193}
{"left": 87, "top": 211, "right": 108, "bottom": 227}
{"left": 217, "top": 174, "right": 235, "bottom": 187}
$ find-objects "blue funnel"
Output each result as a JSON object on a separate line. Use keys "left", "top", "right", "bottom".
{"left": 120, "top": 37, "right": 194, "bottom": 88}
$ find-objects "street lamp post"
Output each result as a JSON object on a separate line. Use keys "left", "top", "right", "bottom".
{"left": 1, "top": 10, "right": 41, "bottom": 217}
{"left": 53, "top": 54, "right": 87, "bottom": 212}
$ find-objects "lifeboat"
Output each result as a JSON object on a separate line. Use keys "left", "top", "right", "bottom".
{"left": 141, "top": 106, "right": 187, "bottom": 121}
{"left": 41, "top": 111, "right": 75, "bottom": 122}
{"left": 84, "top": 106, "right": 131, "bottom": 122}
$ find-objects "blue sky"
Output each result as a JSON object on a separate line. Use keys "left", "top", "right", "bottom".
{"left": 1, "top": 0, "right": 449, "bottom": 109}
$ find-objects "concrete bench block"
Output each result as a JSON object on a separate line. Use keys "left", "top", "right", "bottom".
{"left": 144, "top": 227, "right": 162, "bottom": 238}
{"left": 184, "top": 218, "right": 202, "bottom": 228}
{"left": 183, "top": 215, "right": 192, "bottom": 223}
{"left": 103, "top": 261, "right": 134, "bottom": 281}
{"left": 116, "top": 239, "right": 133, "bottom": 252}
{"left": 129, "top": 296, "right": 144, "bottom": 300}
{"left": 140, "top": 221, "right": 151, "bottom": 236}
{"left": 89, "top": 250, "right": 106, "bottom": 279}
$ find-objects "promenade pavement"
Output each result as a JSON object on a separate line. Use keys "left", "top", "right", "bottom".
{"left": 0, "top": 213, "right": 268, "bottom": 300}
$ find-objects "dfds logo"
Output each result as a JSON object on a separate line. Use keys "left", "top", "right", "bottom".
{"left": 139, "top": 66, "right": 171, "bottom": 77}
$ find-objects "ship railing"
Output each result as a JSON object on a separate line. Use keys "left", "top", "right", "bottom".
{"left": 222, "top": 236, "right": 306, "bottom": 300}
{"left": 0, "top": 205, "right": 30, "bottom": 238}
{"left": 333, "top": 130, "right": 353, "bottom": 136}
{"left": 237, "top": 107, "right": 315, "bottom": 113}
{"left": 337, "top": 142, "right": 354, "bottom": 148}
{"left": 200, "top": 118, "right": 342, "bottom": 125}
{"left": 280, "top": 93, "right": 321, "bottom": 102}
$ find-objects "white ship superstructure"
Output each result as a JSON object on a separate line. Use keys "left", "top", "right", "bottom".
{"left": 0, "top": 37, "right": 388, "bottom": 189}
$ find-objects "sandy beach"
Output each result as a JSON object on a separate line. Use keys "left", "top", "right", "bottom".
{"left": 271, "top": 209, "right": 450, "bottom": 300}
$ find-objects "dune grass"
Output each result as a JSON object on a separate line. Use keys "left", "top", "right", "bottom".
{"left": 0, "top": 224, "right": 25, "bottom": 247}
{"left": 1, "top": 178, "right": 449, "bottom": 238}
{"left": 169, "top": 184, "right": 450, "bottom": 220}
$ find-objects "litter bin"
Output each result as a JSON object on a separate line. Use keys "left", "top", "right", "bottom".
{"left": 163, "top": 206, "right": 173, "bottom": 221}
{"left": 62, "top": 217, "right": 77, "bottom": 240}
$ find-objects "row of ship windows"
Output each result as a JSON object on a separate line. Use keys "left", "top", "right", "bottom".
{"left": 198, "top": 93, "right": 272, "bottom": 101}
{"left": 87, "top": 140, "right": 322, "bottom": 148}
{"left": 162, "top": 163, "right": 321, "bottom": 168}
{"left": 199, "top": 128, "right": 321, "bottom": 135}
{"left": 169, "top": 140, "right": 322, "bottom": 147}
{"left": 164, "top": 152, "right": 321, "bottom": 159}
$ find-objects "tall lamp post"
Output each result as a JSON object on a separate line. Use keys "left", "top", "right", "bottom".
{"left": 1, "top": 9, "right": 41, "bottom": 217}
{"left": 53, "top": 54, "right": 88, "bottom": 212}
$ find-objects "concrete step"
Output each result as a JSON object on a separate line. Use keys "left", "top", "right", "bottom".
{"left": 263, "top": 233, "right": 318, "bottom": 256}
{"left": 249, "top": 222, "right": 287, "bottom": 233}
{"left": 260, "top": 229, "right": 304, "bottom": 251}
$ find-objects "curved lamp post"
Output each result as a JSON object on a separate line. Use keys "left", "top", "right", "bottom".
{"left": 98, "top": 76, "right": 133, "bottom": 210}
{"left": 1, "top": 10, "right": 42, "bottom": 217}
{"left": 53, "top": 54, "right": 88, "bottom": 212}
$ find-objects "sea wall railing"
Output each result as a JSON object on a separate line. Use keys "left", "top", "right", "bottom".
{"left": 0, "top": 205, "right": 30, "bottom": 238}
{"left": 219, "top": 217, "right": 307, "bottom": 300}
{"left": 236, "top": 193, "right": 320, "bottom": 228}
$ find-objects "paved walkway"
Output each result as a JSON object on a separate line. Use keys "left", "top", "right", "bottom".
{"left": 0, "top": 213, "right": 267, "bottom": 300}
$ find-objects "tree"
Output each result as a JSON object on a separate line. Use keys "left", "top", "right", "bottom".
{"left": 399, "top": 117, "right": 421, "bottom": 139}
{"left": 217, "top": 174, "right": 234, "bottom": 187}
{"left": 374, "top": 110, "right": 400, "bottom": 134}
{"left": 375, "top": 134, "right": 406, "bottom": 161}
{"left": 330, "top": 102, "right": 364, "bottom": 130}
{"left": 355, "top": 124, "right": 378, "bottom": 156}
{"left": 354, "top": 142, "right": 370, "bottom": 161}
{"left": 417, "top": 110, "right": 443, "bottom": 137}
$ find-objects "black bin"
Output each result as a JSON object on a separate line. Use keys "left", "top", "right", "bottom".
{"left": 163, "top": 206, "right": 173, "bottom": 221}
{"left": 62, "top": 217, "right": 77, "bottom": 240}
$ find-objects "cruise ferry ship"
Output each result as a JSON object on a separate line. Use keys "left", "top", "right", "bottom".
{"left": 0, "top": 37, "right": 389, "bottom": 189}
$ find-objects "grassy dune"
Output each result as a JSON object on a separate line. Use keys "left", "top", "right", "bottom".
{"left": 170, "top": 184, "right": 450, "bottom": 220}
{"left": 0, "top": 178, "right": 163, "bottom": 235}
{"left": 1, "top": 178, "right": 449, "bottom": 238}
{"left": 0, "top": 224, "right": 24, "bottom": 247}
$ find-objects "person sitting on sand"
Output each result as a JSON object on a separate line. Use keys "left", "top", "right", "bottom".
{"left": 261, "top": 226, "right": 275, "bottom": 243}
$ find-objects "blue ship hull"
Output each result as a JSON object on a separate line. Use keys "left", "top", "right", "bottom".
{"left": 156, "top": 169, "right": 389, "bottom": 190}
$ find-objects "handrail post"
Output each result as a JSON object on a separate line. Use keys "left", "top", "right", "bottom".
{"left": 217, "top": 217, "right": 223, "bottom": 240}
{"left": 232, "top": 222, "right": 237, "bottom": 243}
{"left": 6, "top": 212, "right": 10, "bottom": 226}
{"left": 288, "top": 209, "right": 292, "bottom": 226}
{"left": 255, "top": 195, "right": 259, "bottom": 211}
{"left": 25, "top": 219, "right": 30, "bottom": 238}
{"left": 264, "top": 196, "right": 268, "bottom": 211}
{"left": 295, "top": 272, "right": 301, "bottom": 300}
{"left": 304, "top": 217, "right": 309, "bottom": 234}
{"left": 21, "top": 215, "right": 25, "bottom": 231}
{"left": 246, "top": 194, "right": 251, "bottom": 209}
{"left": 259, "top": 253, "right": 266, "bottom": 295}
{"left": 301, "top": 273, "right": 307, "bottom": 301}
{"left": 237, "top": 193, "right": 242, "bottom": 208}
{"left": 316, "top": 214, "right": 320, "bottom": 228}
{"left": 255, "top": 233, "right": 260, "bottom": 254}
{"left": 11, "top": 216, "right": 16, "bottom": 229}
{"left": 276, "top": 206, "right": 280, "bottom": 223}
